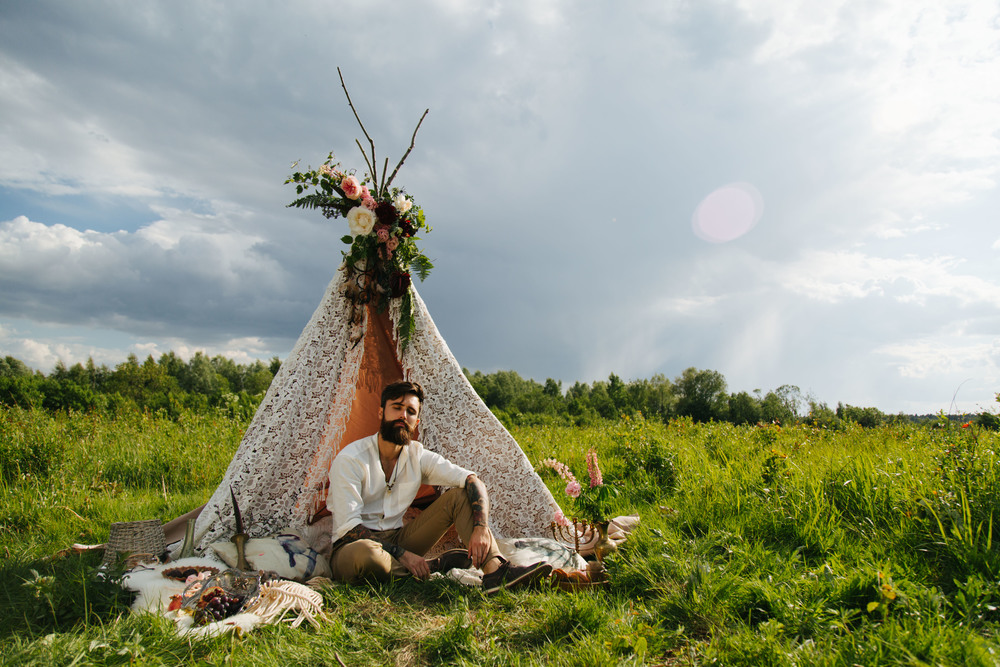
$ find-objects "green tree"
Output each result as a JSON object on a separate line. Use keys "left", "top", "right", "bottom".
{"left": 0, "top": 375, "right": 43, "bottom": 408}
{"left": 837, "top": 403, "right": 886, "bottom": 428}
{"left": 628, "top": 373, "right": 675, "bottom": 420}
{"left": 729, "top": 391, "right": 762, "bottom": 425}
{"left": 805, "top": 400, "right": 841, "bottom": 429}
{"left": 179, "top": 352, "right": 228, "bottom": 396}
{"left": 674, "top": 367, "right": 729, "bottom": 423}
{"left": 0, "top": 356, "right": 34, "bottom": 378}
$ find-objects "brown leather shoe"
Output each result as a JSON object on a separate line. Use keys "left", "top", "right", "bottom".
{"left": 481, "top": 560, "right": 553, "bottom": 594}
{"left": 427, "top": 548, "right": 473, "bottom": 574}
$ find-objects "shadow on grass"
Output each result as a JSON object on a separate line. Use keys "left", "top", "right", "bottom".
{"left": 0, "top": 550, "right": 135, "bottom": 639}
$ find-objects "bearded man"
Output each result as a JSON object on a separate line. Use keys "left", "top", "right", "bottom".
{"left": 327, "top": 380, "right": 552, "bottom": 592}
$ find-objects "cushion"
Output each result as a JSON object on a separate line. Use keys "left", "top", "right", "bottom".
{"left": 210, "top": 533, "right": 331, "bottom": 581}
{"left": 497, "top": 537, "right": 586, "bottom": 570}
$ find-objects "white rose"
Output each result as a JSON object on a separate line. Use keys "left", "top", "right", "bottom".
{"left": 347, "top": 206, "right": 376, "bottom": 236}
{"left": 393, "top": 193, "right": 413, "bottom": 213}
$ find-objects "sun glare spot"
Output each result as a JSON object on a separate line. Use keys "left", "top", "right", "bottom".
{"left": 692, "top": 182, "right": 763, "bottom": 243}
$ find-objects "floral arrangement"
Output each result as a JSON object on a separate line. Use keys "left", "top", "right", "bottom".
{"left": 285, "top": 69, "right": 432, "bottom": 348}
{"left": 543, "top": 449, "right": 619, "bottom": 526}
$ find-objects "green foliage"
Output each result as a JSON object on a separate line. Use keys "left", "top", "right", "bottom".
{"left": 0, "top": 406, "right": 65, "bottom": 482}
{"left": 838, "top": 402, "right": 887, "bottom": 428}
{"left": 2, "top": 358, "right": 1000, "bottom": 663}
{"left": 0, "top": 356, "right": 34, "bottom": 378}
{"left": 0, "top": 406, "right": 244, "bottom": 555}
{"left": 0, "top": 353, "right": 272, "bottom": 420}
{"left": 675, "top": 367, "right": 730, "bottom": 423}
{"left": 0, "top": 551, "right": 134, "bottom": 636}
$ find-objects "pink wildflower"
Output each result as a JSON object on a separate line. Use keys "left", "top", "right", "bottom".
{"left": 542, "top": 458, "right": 578, "bottom": 485}
{"left": 565, "top": 480, "right": 582, "bottom": 498}
{"left": 363, "top": 195, "right": 377, "bottom": 210}
{"left": 586, "top": 448, "right": 603, "bottom": 487}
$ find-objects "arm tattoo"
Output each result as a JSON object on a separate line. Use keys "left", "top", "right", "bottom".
{"left": 334, "top": 523, "right": 405, "bottom": 561}
{"left": 466, "top": 475, "right": 490, "bottom": 527}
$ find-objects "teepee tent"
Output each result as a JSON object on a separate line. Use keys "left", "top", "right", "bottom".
{"left": 190, "top": 264, "right": 561, "bottom": 553}
{"left": 185, "top": 78, "right": 560, "bottom": 554}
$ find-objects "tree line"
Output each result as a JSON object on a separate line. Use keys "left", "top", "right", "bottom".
{"left": 1, "top": 353, "right": 995, "bottom": 429}
{"left": 0, "top": 353, "right": 280, "bottom": 420}
{"left": 464, "top": 367, "right": 997, "bottom": 430}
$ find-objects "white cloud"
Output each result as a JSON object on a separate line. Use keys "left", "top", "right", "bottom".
{"left": 779, "top": 251, "right": 1000, "bottom": 307}
{"left": 0, "top": 57, "right": 167, "bottom": 198}
{"left": 0, "top": 214, "right": 299, "bottom": 341}
{"left": 1, "top": 0, "right": 999, "bottom": 414}
{"left": 878, "top": 335, "right": 1000, "bottom": 381}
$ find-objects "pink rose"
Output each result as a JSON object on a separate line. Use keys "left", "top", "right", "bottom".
{"left": 565, "top": 480, "right": 582, "bottom": 498}
{"left": 553, "top": 511, "right": 572, "bottom": 527}
{"left": 340, "top": 175, "right": 363, "bottom": 200}
{"left": 376, "top": 226, "right": 390, "bottom": 243}
{"left": 386, "top": 237, "right": 399, "bottom": 252}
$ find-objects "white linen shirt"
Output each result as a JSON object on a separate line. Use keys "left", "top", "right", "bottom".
{"left": 328, "top": 434, "right": 475, "bottom": 542}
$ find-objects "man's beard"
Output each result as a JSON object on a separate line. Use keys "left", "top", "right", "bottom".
{"left": 380, "top": 417, "right": 413, "bottom": 446}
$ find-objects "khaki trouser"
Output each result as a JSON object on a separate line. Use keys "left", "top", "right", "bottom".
{"left": 330, "top": 487, "right": 503, "bottom": 581}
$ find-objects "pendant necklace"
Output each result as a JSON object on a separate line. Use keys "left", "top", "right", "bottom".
{"left": 385, "top": 462, "right": 398, "bottom": 492}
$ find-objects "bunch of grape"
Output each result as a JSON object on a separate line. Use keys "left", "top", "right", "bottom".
{"left": 195, "top": 588, "right": 243, "bottom": 625}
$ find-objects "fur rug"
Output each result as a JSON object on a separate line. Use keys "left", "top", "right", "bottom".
{"left": 121, "top": 555, "right": 266, "bottom": 637}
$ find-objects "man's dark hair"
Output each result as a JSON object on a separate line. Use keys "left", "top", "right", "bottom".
{"left": 381, "top": 380, "right": 424, "bottom": 410}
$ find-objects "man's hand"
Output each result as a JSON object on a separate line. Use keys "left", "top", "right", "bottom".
{"left": 467, "top": 525, "right": 492, "bottom": 569}
{"left": 399, "top": 550, "right": 430, "bottom": 579}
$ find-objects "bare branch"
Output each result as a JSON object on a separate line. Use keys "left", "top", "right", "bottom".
{"left": 338, "top": 67, "right": 379, "bottom": 192}
{"left": 354, "top": 138, "right": 376, "bottom": 188}
{"left": 384, "top": 108, "right": 429, "bottom": 194}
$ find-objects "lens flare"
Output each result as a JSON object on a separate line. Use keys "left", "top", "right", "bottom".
{"left": 691, "top": 182, "right": 763, "bottom": 243}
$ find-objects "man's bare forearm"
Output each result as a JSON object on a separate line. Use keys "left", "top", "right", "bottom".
{"left": 334, "top": 523, "right": 405, "bottom": 560}
{"left": 466, "top": 474, "right": 490, "bottom": 527}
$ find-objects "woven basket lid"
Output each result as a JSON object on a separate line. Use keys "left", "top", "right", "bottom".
{"left": 101, "top": 519, "right": 166, "bottom": 567}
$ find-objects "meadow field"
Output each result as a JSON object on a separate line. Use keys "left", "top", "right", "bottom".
{"left": 2, "top": 404, "right": 1000, "bottom": 665}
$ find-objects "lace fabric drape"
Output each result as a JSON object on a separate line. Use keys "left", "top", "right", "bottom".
{"left": 193, "top": 265, "right": 561, "bottom": 552}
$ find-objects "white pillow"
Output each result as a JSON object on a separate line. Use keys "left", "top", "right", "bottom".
{"left": 210, "top": 533, "right": 331, "bottom": 581}
{"left": 497, "top": 537, "right": 587, "bottom": 570}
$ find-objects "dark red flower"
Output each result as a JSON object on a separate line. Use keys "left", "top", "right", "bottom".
{"left": 375, "top": 201, "right": 398, "bottom": 227}
{"left": 398, "top": 218, "right": 415, "bottom": 238}
{"left": 390, "top": 271, "right": 411, "bottom": 298}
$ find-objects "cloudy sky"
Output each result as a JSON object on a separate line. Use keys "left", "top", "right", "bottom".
{"left": 1, "top": 0, "right": 998, "bottom": 415}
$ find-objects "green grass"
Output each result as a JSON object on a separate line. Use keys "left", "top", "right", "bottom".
{"left": 2, "top": 406, "right": 1000, "bottom": 664}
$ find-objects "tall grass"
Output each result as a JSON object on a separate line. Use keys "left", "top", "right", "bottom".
{"left": 2, "top": 406, "right": 999, "bottom": 664}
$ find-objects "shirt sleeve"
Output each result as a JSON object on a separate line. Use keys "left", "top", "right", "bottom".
{"left": 419, "top": 447, "right": 476, "bottom": 488}
{"left": 328, "top": 451, "right": 369, "bottom": 542}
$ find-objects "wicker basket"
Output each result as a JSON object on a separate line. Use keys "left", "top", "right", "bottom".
{"left": 101, "top": 520, "right": 166, "bottom": 568}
